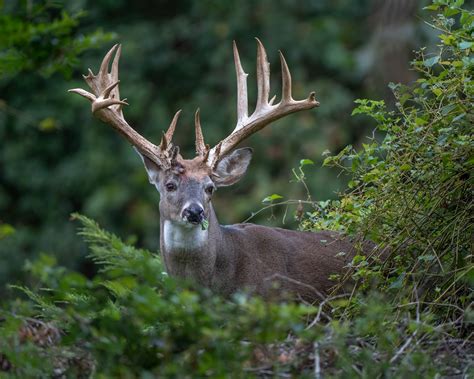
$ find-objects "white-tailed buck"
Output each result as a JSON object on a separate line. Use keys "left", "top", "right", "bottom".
{"left": 70, "top": 41, "right": 365, "bottom": 302}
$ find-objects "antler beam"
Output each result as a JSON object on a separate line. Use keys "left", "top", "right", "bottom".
{"left": 69, "top": 44, "right": 179, "bottom": 169}
{"left": 70, "top": 41, "right": 318, "bottom": 170}
{"left": 207, "top": 39, "right": 319, "bottom": 167}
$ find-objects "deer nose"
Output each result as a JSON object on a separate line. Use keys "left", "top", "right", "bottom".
{"left": 182, "top": 203, "right": 204, "bottom": 224}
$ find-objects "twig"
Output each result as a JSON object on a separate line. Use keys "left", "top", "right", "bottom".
{"left": 314, "top": 341, "right": 321, "bottom": 379}
{"left": 306, "top": 294, "right": 349, "bottom": 330}
{"left": 244, "top": 367, "right": 291, "bottom": 378}
{"left": 243, "top": 200, "right": 317, "bottom": 223}
{"left": 264, "top": 273, "right": 327, "bottom": 302}
{"left": 390, "top": 331, "right": 417, "bottom": 364}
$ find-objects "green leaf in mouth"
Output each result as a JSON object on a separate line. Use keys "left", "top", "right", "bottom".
{"left": 200, "top": 219, "right": 209, "bottom": 231}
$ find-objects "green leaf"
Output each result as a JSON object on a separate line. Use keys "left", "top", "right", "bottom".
{"left": 200, "top": 219, "right": 209, "bottom": 231}
{"left": 323, "top": 157, "right": 333, "bottom": 166}
{"left": 459, "top": 41, "right": 473, "bottom": 50}
{"left": 443, "top": 7, "right": 460, "bottom": 17}
{"left": 400, "top": 163, "right": 411, "bottom": 171}
{"left": 389, "top": 272, "right": 406, "bottom": 290}
{"left": 460, "top": 10, "right": 473, "bottom": 25}
{"left": 441, "top": 104, "right": 456, "bottom": 115}
{"left": 0, "top": 224, "right": 15, "bottom": 239}
{"left": 415, "top": 117, "right": 427, "bottom": 125}
{"left": 262, "top": 194, "right": 283, "bottom": 203}
{"left": 432, "top": 88, "right": 443, "bottom": 97}
{"left": 38, "top": 117, "right": 59, "bottom": 132}
{"left": 452, "top": 113, "right": 466, "bottom": 123}
{"left": 299, "top": 159, "right": 314, "bottom": 166}
{"left": 424, "top": 56, "right": 440, "bottom": 68}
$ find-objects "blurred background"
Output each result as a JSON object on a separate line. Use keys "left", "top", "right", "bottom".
{"left": 0, "top": 0, "right": 434, "bottom": 290}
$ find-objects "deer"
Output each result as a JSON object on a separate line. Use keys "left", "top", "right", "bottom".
{"left": 69, "top": 41, "right": 367, "bottom": 302}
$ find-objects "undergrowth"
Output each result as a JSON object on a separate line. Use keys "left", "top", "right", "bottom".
{"left": 303, "top": 0, "right": 473, "bottom": 325}
{"left": 1, "top": 215, "right": 470, "bottom": 378}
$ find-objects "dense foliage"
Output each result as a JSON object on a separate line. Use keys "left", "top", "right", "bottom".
{"left": 1, "top": 215, "right": 315, "bottom": 377}
{"left": 0, "top": 0, "right": 114, "bottom": 287}
{"left": 0, "top": 211, "right": 469, "bottom": 377}
{"left": 305, "top": 0, "right": 473, "bottom": 318}
{"left": 0, "top": 2, "right": 113, "bottom": 78}
{"left": 0, "top": 0, "right": 472, "bottom": 377}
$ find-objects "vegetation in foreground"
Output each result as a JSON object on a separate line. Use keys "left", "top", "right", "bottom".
{"left": 0, "top": 1, "right": 472, "bottom": 377}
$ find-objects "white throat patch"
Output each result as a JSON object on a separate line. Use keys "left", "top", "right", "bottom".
{"left": 163, "top": 220, "right": 208, "bottom": 251}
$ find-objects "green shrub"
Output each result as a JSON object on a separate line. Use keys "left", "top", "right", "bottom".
{"left": 0, "top": 1, "right": 114, "bottom": 78}
{"left": 1, "top": 214, "right": 470, "bottom": 377}
{"left": 1, "top": 214, "right": 314, "bottom": 377}
{"left": 303, "top": 0, "right": 473, "bottom": 320}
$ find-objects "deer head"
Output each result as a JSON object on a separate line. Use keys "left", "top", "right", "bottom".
{"left": 139, "top": 146, "right": 252, "bottom": 227}
{"left": 69, "top": 40, "right": 319, "bottom": 228}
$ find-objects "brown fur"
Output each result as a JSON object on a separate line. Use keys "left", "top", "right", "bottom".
{"left": 140, "top": 146, "right": 365, "bottom": 303}
{"left": 176, "top": 155, "right": 212, "bottom": 179}
{"left": 160, "top": 201, "right": 364, "bottom": 303}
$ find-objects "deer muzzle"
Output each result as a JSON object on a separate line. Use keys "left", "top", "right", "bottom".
{"left": 182, "top": 203, "right": 205, "bottom": 225}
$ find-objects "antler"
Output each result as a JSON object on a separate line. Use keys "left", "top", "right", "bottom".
{"left": 206, "top": 39, "right": 320, "bottom": 167}
{"left": 69, "top": 44, "right": 180, "bottom": 169}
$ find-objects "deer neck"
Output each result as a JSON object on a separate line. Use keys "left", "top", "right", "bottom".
{"left": 162, "top": 220, "right": 209, "bottom": 252}
{"left": 159, "top": 204, "right": 224, "bottom": 285}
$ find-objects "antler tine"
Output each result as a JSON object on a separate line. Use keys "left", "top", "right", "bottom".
{"left": 94, "top": 44, "right": 118, "bottom": 96}
{"left": 111, "top": 44, "right": 121, "bottom": 82}
{"left": 68, "top": 88, "right": 95, "bottom": 102}
{"left": 206, "top": 40, "right": 319, "bottom": 166}
{"left": 194, "top": 108, "right": 208, "bottom": 156}
{"left": 102, "top": 80, "right": 119, "bottom": 98}
{"left": 69, "top": 44, "right": 181, "bottom": 169}
{"left": 159, "top": 110, "right": 182, "bottom": 151}
{"left": 233, "top": 41, "right": 249, "bottom": 127}
{"left": 279, "top": 51, "right": 292, "bottom": 102}
{"left": 255, "top": 38, "right": 270, "bottom": 113}
{"left": 165, "top": 109, "right": 181, "bottom": 143}
{"left": 110, "top": 44, "right": 123, "bottom": 115}
{"left": 99, "top": 44, "right": 117, "bottom": 77}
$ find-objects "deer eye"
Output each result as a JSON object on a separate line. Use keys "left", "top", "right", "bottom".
{"left": 165, "top": 182, "right": 177, "bottom": 192}
{"left": 205, "top": 185, "right": 215, "bottom": 195}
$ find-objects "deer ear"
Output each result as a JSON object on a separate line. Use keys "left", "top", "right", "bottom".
{"left": 134, "top": 148, "right": 161, "bottom": 184}
{"left": 212, "top": 147, "right": 252, "bottom": 187}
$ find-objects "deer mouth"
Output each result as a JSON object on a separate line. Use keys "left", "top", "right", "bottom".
{"left": 181, "top": 213, "right": 206, "bottom": 226}
{"left": 188, "top": 219, "right": 202, "bottom": 225}
{"left": 182, "top": 203, "right": 205, "bottom": 225}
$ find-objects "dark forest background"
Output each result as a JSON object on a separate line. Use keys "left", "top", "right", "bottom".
{"left": 1, "top": 0, "right": 430, "bottom": 288}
